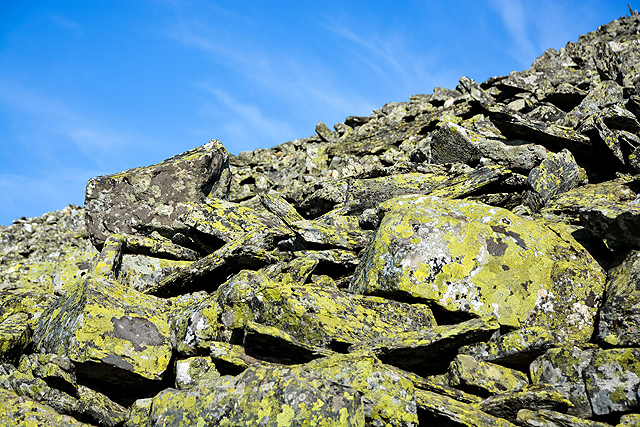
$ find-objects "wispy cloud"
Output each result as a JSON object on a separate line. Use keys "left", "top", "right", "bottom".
{"left": 194, "top": 84, "right": 299, "bottom": 152}
{"left": 50, "top": 13, "right": 82, "bottom": 31}
{"left": 0, "top": 82, "right": 155, "bottom": 170}
{"left": 487, "top": 0, "right": 538, "bottom": 67}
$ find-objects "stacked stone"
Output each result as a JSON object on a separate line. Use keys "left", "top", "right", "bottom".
{"left": 2, "top": 13, "right": 640, "bottom": 427}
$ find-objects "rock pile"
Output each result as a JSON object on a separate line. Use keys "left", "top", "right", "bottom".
{"left": 2, "top": 13, "right": 640, "bottom": 427}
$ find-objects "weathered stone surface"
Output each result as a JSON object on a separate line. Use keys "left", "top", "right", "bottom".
{"left": 416, "top": 389, "right": 517, "bottom": 426}
{"left": 296, "top": 351, "right": 418, "bottom": 426}
{"left": 139, "top": 364, "right": 365, "bottom": 426}
{"left": 460, "top": 327, "right": 562, "bottom": 369}
{"left": 584, "top": 348, "right": 640, "bottom": 416}
{"left": 174, "top": 356, "right": 218, "bottom": 389}
{"left": 448, "top": 354, "right": 529, "bottom": 398}
{"left": 544, "top": 175, "right": 640, "bottom": 247}
{"left": 430, "top": 121, "right": 548, "bottom": 174}
{"left": 597, "top": 250, "right": 640, "bottom": 346}
{"left": 0, "top": 388, "right": 91, "bottom": 427}
{"left": 529, "top": 346, "right": 595, "bottom": 418}
{"left": 216, "top": 269, "right": 437, "bottom": 353}
{"left": 479, "top": 384, "right": 572, "bottom": 423}
{"left": 33, "top": 237, "right": 173, "bottom": 399}
{"left": 85, "top": 140, "right": 231, "bottom": 249}
{"left": 526, "top": 149, "right": 580, "bottom": 211}
{"left": 351, "top": 195, "right": 605, "bottom": 342}
{"left": 516, "top": 408, "right": 614, "bottom": 427}
{"left": 349, "top": 317, "right": 500, "bottom": 376}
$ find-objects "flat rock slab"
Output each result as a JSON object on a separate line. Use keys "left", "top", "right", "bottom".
{"left": 34, "top": 274, "right": 172, "bottom": 393}
{"left": 349, "top": 317, "right": 500, "bottom": 376}
{"left": 216, "top": 270, "right": 437, "bottom": 350}
{"left": 350, "top": 195, "right": 605, "bottom": 342}
{"left": 296, "top": 352, "right": 418, "bottom": 426}
{"left": 143, "top": 364, "right": 365, "bottom": 426}
{"left": 543, "top": 176, "right": 640, "bottom": 247}
{"left": 597, "top": 249, "right": 640, "bottom": 346}
{"left": 85, "top": 140, "right": 230, "bottom": 249}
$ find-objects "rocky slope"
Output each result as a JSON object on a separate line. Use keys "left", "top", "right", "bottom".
{"left": 2, "top": 12, "right": 640, "bottom": 427}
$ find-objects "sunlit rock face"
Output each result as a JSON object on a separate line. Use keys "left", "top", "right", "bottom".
{"left": 3, "top": 13, "right": 640, "bottom": 427}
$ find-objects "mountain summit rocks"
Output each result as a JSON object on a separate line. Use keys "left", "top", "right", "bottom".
{"left": 3, "top": 12, "right": 640, "bottom": 427}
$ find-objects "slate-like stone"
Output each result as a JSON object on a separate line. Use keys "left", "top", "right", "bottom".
{"left": 348, "top": 317, "right": 500, "bottom": 376}
{"left": 479, "top": 384, "right": 572, "bottom": 423}
{"left": 516, "top": 408, "right": 614, "bottom": 427}
{"left": 543, "top": 175, "right": 640, "bottom": 247}
{"left": 584, "top": 348, "right": 640, "bottom": 416}
{"left": 143, "top": 364, "right": 365, "bottom": 426}
{"left": 416, "top": 389, "right": 517, "bottom": 427}
{"left": 351, "top": 195, "right": 605, "bottom": 342}
{"left": 529, "top": 346, "right": 595, "bottom": 418}
{"left": 85, "top": 140, "right": 231, "bottom": 249}
{"left": 0, "top": 388, "right": 91, "bottom": 427}
{"left": 216, "top": 270, "right": 437, "bottom": 352}
{"left": 430, "top": 121, "right": 548, "bottom": 174}
{"left": 175, "top": 356, "right": 218, "bottom": 389}
{"left": 597, "top": 250, "right": 640, "bottom": 346}
{"left": 448, "top": 354, "right": 529, "bottom": 398}
{"left": 525, "top": 148, "right": 580, "bottom": 211}
{"left": 460, "top": 327, "right": 561, "bottom": 369}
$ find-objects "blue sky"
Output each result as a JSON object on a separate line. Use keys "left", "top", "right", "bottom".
{"left": 0, "top": 1, "right": 626, "bottom": 225}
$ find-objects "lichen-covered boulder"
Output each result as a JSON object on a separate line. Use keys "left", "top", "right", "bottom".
{"left": 136, "top": 364, "right": 365, "bottom": 426}
{"left": 479, "top": 384, "right": 573, "bottom": 423}
{"left": 543, "top": 175, "right": 640, "bottom": 247}
{"left": 119, "top": 254, "right": 193, "bottom": 293}
{"left": 460, "top": 327, "right": 561, "bottom": 369}
{"left": 350, "top": 195, "right": 605, "bottom": 342}
{"left": 0, "top": 388, "right": 91, "bottom": 427}
{"left": 584, "top": 348, "right": 640, "bottom": 416}
{"left": 516, "top": 408, "right": 613, "bottom": 427}
{"left": 34, "top": 239, "right": 173, "bottom": 398}
{"left": 85, "top": 140, "right": 231, "bottom": 249}
{"left": 216, "top": 270, "right": 437, "bottom": 352}
{"left": 529, "top": 346, "right": 595, "bottom": 418}
{"left": 448, "top": 354, "right": 529, "bottom": 398}
{"left": 349, "top": 317, "right": 499, "bottom": 376}
{"left": 295, "top": 351, "right": 418, "bottom": 426}
{"left": 525, "top": 149, "right": 580, "bottom": 211}
{"left": 416, "top": 388, "right": 517, "bottom": 426}
{"left": 597, "top": 250, "right": 640, "bottom": 346}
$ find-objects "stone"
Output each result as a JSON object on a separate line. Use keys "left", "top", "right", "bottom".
{"left": 448, "top": 354, "right": 529, "bottom": 398}
{"left": 175, "top": 356, "right": 218, "bottom": 389}
{"left": 33, "top": 237, "right": 173, "bottom": 401}
{"left": 142, "top": 364, "right": 365, "bottom": 426}
{"left": 543, "top": 175, "right": 640, "bottom": 247}
{"left": 597, "top": 250, "right": 640, "bottom": 346}
{"left": 479, "top": 384, "right": 573, "bottom": 423}
{"left": 0, "top": 388, "right": 91, "bottom": 427}
{"left": 416, "top": 389, "right": 517, "bottom": 426}
{"left": 529, "top": 346, "right": 595, "bottom": 418}
{"left": 216, "top": 270, "right": 437, "bottom": 353}
{"left": 351, "top": 195, "right": 605, "bottom": 342}
{"left": 349, "top": 317, "right": 500, "bottom": 376}
{"left": 295, "top": 351, "right": 418, "bottom": 426}
{"left": 584, "top": 348, "right": 640, "bottom": 416}
{"left": 525, "top": 149, "right": 580, "bottom": 211}
{"left": 516, "top": 409, "right": 615, "bottom": 427}
{"left": 85, "top": 140, "right": 231, "bottom": 249}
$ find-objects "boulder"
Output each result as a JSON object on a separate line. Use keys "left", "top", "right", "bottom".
{"left": 350, "top": 195, "right": 605, "bottom": 342}
{"left": 85, "top": 140, "right": 231, "bottom": 249}
{"left": 33, "top": 236, "right": 173, "bottom": 401}
{"left": 135, "top": 364, "right": 365, "bottom": 426}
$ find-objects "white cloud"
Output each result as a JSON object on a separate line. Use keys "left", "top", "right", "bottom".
{"left": 487, "top": 0, "right": 538, "bottom": 67}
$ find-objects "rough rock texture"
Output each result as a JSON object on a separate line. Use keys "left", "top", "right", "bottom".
{"left": 3, "top": 12, "right": 640, "bottom": 426}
